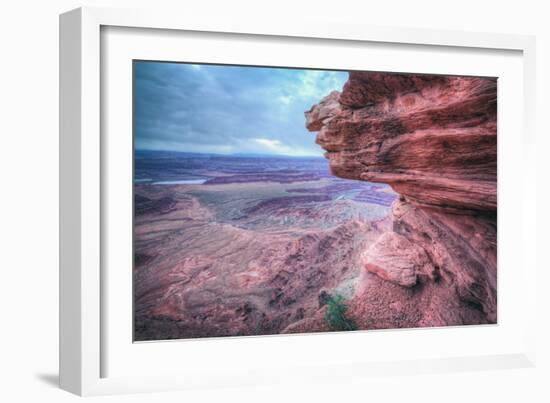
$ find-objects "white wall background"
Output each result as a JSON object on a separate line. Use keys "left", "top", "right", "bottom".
{"left": 0, "top": 0, "right": 548, "bottom": 401}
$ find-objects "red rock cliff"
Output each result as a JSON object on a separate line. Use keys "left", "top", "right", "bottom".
{"left": 306, "top": 72, "right": 497, "bottom": 327}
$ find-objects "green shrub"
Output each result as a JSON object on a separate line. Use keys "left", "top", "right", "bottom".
{"left": 324, "top": 294, "right": 357, "bottom": 331}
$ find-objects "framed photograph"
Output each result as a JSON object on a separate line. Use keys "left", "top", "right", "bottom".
{"left": 60, "top": 6, "right": 537, "bottom": 396}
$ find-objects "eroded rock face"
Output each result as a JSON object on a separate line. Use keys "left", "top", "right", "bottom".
{"left": 306, "top": 71, "right": 497, "bottom": 328}
{"left": 306, "top": 72, "right": 497, "bottom": 213}
{"left": 363, "top": 231, "right": 431, "bottom": 288}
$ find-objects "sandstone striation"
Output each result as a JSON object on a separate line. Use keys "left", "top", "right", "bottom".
{"left": 306, "top": 71, "right": 497, "bottom": 328}
{"left": 363, "top": 232, "right": 431, "bottom": 288}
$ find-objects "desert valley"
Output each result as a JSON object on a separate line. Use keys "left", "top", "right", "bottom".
{"left": 134, "top": 152, "right": 396, "bottom": 339}
{"left": 134, "top": 65, "right": 497, "bottom": 341}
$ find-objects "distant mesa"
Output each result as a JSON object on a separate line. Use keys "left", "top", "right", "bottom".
{"left": 203, "top": 172, "right": 328, "bottom": 185}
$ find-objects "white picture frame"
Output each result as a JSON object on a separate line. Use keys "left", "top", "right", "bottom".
{"left": 59, "top": 6, "right": 537, "bottom": 396}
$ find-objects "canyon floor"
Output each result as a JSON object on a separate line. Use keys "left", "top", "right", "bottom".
{"left": 134, "top": 151, "right": 396, "bottom": 340}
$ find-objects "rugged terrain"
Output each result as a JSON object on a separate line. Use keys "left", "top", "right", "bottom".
{"left": 134, "top": 71, "right": 497, "bottom": 341}
{"left": 305, "top": 71, "right": 497, "bottom": 329}
{"left": 134, "top": 153, "right": 395, "bottom": 340}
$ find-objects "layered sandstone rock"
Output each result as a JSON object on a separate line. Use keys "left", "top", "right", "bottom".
{"left": 363, "top": 231, "right": 432, "bottom": 288}
{"left": 306, "top": 71, "right": 497, "bottom": 327}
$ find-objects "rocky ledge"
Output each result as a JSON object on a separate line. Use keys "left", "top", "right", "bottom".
{"left": 306, "top": 71, "right": 497, "bottom": 327}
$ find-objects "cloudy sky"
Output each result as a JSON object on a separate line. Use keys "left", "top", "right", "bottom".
{"left": 134, "top": 61, "right": 348, "bottom": 156}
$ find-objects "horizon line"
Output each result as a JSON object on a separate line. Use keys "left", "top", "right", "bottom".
{"left": 134, "top": 148, "right": 325, "bottom": 158}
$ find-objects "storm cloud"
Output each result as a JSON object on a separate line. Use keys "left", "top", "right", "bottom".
{"left": 134, "top": 61, "right": 348, "bottom": 156}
